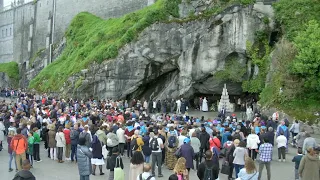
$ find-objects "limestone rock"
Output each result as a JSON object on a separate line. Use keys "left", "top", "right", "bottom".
{"left": 0, "top": 72, "right": 13, "bottom": 88}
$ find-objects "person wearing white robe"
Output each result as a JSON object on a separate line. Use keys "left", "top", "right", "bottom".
{"left": 202, "top": 97, "right": 209, "bottom": 112}
{"left": 176, "top": 99, "right": 181, "bottom": 114}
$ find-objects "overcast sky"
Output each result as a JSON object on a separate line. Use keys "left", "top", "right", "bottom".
{"left": 4, "top": 0, "right": 13, "bottom": 7}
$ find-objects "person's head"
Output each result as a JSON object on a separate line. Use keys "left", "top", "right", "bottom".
{"left": 78, "top": 137, "right": 86, "bottom": 146}
{"left": 268, "top": 127, "right": 273, "bottom": 132}
{"left": 22, "top": 159, "right": 31, "bottom": 170}
{"left": 183, "top": 137, "right": 191, "bottom": 144}
{"left": 192, "top": 132, "right": 197, "bottom": 137}
{"left": 32, "top": 127, "right": 38, "bottom": 132}
{"left": 16, "top": 128, "right": 22, "bottom": 134}
{"left": 251, "top": 129, "right": 256, "bottom": 134}
{"left": 74, "top": 124, "right": 78, "bottom": 130}
{"left": 305, "top": 132, "right": 311, "bottom": 137}
{"left": 233, "top": 139, "right": 240, "bottom": 147}
{"left": 28, "top": 131, "right": 33, "bottom": 137}
{"left": 58, "top": 126, "right": 63, "bottom": 132}
{"left": 244, "top": 157, "right": 256, "bottom": 174}
{"left": 239, "top": 141, "right": 246, "bottom": 148}
{"left": 227, "top": 135, "right": 233, "bottom": 141}
{"left": 295, "top": 120, "right": 299, "bottom": 124}
{"left": 297, "top": 148, "right": 303, "bottom": 154}
{"left": 168, "top": 174, "right": 178, "bottom": 180}
{"left": 130, "top": 151, "right": 144, "bottom": 165}
{"left": 280, "top": 132, "right": 284, "bottom": 136}
{"left": 8, "top": 130, "right": 15, "bottom": 137}
{"left": 263, "top": 138, "right": 269, "bottom": 143}
{"left": 112, "top": 147, "right": 119, "bottom": 154}
{"left": 212, "top": 131, "right": 217, "bottom": 137}
{"left": 174, "top": 157, "right": 187, "bottom": 174}
{"left": 143, "top": 163, "right": 151, "bottom": 173}
{"left": 307, "top": 147, "right": 316, "bottom": 156}
{"left": 205, "top": 150, "right": 213, "bottom": 160}
{"left": 65, "top": 124, "right": 70, "bottom": 129}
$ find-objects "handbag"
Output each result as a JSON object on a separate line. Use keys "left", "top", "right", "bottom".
{"left": 220, "top": 161, "right": 230, "bottom": 175}
{"left": 175, "top": 147, "right": 181, "bottom": 158}
{"left": 102, "top": 145, "right": 109, "bottom": 159}
{"left": 114, "top": 156, "right": 125, "bottom": 180}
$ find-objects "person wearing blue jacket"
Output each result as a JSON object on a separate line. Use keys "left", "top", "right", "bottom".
{"left": 277, "top": 121, "right": 290, "bottom": 152}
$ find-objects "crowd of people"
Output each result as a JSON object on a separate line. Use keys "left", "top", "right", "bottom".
{"left": 0, "top": 91, "right": 319, "bottom": 180}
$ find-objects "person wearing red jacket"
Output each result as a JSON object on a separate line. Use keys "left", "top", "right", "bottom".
{"left": 124, "top": 122, "right": 135, "bottom": 158}
{"left": 10, "top": 128, "right": 28, "bottom": 171}
{"left": 64, "top": 124, "right": 71, "bottom": 161}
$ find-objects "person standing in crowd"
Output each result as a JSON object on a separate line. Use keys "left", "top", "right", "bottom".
{"left": 13, "top": 160, "right": 36, "bottom": 180}
{"left": 277, "top": 121, "right": 289, "bottom": 152}
{"left": 71, "top": 124, "right": 80, "bottom": 162}
{"left": 7, "top": 130, "right": 17, "bottom": 172}
{"left": 289, "top": 120, "right": 300, "bottom": 146}
{"left": 143, "top": 131, "right": 152, "bottom": 163}
{"left": 233, "top": 140, "right": 247, "bottom": 178}
{"left": 302, "top": 133, "right": 316, "bottom": 155}
{"left": 0, "top": 118, "right": 5, "bottom": 151}
{"left": 197, "top": 150, "right": 219, "bottom": 180}
{"left": 209, "top": 131, "right": 221, "bottom": 154}
{"left": 298, "top": 147, "right": 320, "bottom": 180}
{"left": 180, "top": 137, "right": 195, "bottom": 172}
{"left": 296, "top": 129, "right": 307, "bottom": 150}
{"left": 190, "top": 132, "right": 201, "bottom": 170}
{"left": 237, "top": 157, "right": 259, "bottom": 180}
{"left": 80, "top": 125, "right": 92, "bottom": 148}
{"left": 77, "top": 137, "right": 93, "bottom": 180}
{"left": 247, "top": 129, "right": 260, "bottom": 161}
{"left": 292, "top": 148, "right": 303, "bottom": 180}
{"left": 198, "top": 126, "right": 210, "bottom": 162}
{"left": 125, "top": 122, "right": 135, "bottom": 158}
{"left": 10, "top": 128, "right": 28, "bottom": 171}
{"left": 107, "top": 127, "right": 119, "bottom": 156}
{"left": 150, "top": 130, "right": 164, "bottom": 177}
{"left": 91, "top": 135, "right": 105, "bottom": 176}
{"left": 27, "top": 131, "right": 34, "bottom": 167}
{"left": 48, "top": 124, "right": 57, "bottom": 160}
{"left": 165, "top": 129, "right": 178, "bottom": 170}
{"left": 276, "top": 132, "right": 287, "bottom": 162}
{"left": 63, "top": 124, "right": 71, "bottom": 161}
{"left": 129, "top": 151, "right": 144, "bottom": 180}
{"left": 265, "top": 127, "right": 274, "bottom": 146}
{"left": 137, "top": 163, "right": 156, "bottom": 180}
{"left": 225, "top": 138, "right": 237, "bottom": 180}
{"left": 178, "top": 130, "right": 187, "bottom": 147}
{"left": 174, "top": 157, "right": 189, "bottom": 180}
{"left": 258, "top": 138, "right": 273, "bottom": 180}
{"left": 32, "top": 127, "right": 41, "bottom": 163}
{"left": 107, "top": 147, "right": 124, "bottom": 180}
{"left": 55, "top": 126, "right": 66, "bottom": 163}
{"left": 116, "top": 125, "right": 126, "bottom": 156}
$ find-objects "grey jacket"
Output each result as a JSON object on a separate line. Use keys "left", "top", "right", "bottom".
{"left": 303, "top": 137, "right": 317, "bottom": 154}
{"left": 77, "top": 145, "right": 93, "bottom": 176}
{"left": 79, "top": 131, "right": 92, "bottom": 148}
{"left": 296, "top": 132, "right": 307, "bottom": 148}
{"left": 106, "top": 132, "right": 119, "bottom": 147}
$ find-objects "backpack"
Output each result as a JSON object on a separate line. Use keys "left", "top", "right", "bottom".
{"left": 150, "top": 138, "right": 159, "bottom": 151}
{"left": 70, "top": 129, "right": 76, "bottom": 140}
{"left": 203, "top": 162, "right": 216, "bottom": 180}
{"left": 233, "top": 132, "right": 241, "bottom": 141}
{"left": 168, "top": 135, "right": 177, "bottom": 148}
{"left": 139, "top": 174, "right": 154, "bottom": 180}
{"left": 139, "top": 174, "right": 153, "bottom": 180}
{"left": 131, "top": 137, "right": 138, "bottom": 151}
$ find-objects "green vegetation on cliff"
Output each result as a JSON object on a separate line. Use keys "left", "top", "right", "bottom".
{"left": 259, "top": 0, "right": 320, "bottom": 123}
{"left": 0, "top": 62, "right": 19, "bottom": 82}
{"left": 29, "top": 0, "right": 181, "bottom": 91}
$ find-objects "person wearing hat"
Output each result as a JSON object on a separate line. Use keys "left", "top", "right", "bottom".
{"left": 179, "top": 137, "right": 195, "bottom": 172}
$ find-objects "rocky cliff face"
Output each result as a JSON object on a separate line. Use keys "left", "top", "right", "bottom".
{"left": 0, "top": 72, "right": 13, "bottom": 88}
{"left": 62, "top": 4, "right": 274, "bottom": 100}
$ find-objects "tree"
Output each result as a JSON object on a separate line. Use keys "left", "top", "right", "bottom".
{"left": 292, "top": 20, "right": 320, "bottom": 90}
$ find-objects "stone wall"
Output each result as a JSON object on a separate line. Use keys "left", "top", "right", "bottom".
{"left": 0, "top": 0, "right": 151, "bottom": 68}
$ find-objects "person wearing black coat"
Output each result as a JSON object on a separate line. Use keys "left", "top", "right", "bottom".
{"left": 198, "top": 127, "right": 210, "bottom": 162}
{"left": 197, "top": 150, "right": 219, "bottom": 180}
{"left": 265, "top": 127, "right": 275, "bottom": 146}
{"left": 142, "top": 132, "right": 152, "bottom": 163}
{"left": 107, "top": 147, "right": 124, "bottom": 180}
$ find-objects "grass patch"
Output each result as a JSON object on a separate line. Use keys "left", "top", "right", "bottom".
{"left": 0, "top": 62, "right": 19, "bottom": 82}
{"left": 29, "top": 0, "right": 182, "bottom": 92}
